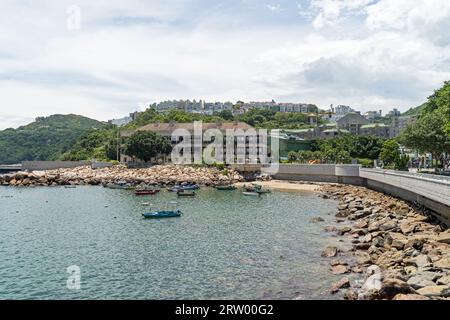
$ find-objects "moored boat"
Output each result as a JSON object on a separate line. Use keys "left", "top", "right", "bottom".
{"left": 135, "top": 189, "right": 160, "bottom": 195}
{"left": 215, "top": 185, "right": 236, "bottom": 190}
{"left": 142, "top": 210, "right": 182, "bottom": 219}
{"left": 177, "top": 189, "right": 196, "bottom": 197}
{"left": 243, "top": 191, "right": 260, "bottom": 197}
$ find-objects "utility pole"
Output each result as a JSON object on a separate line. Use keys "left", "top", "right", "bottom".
{"left": 116, "top": 130, "right": 120, "bottom": 162}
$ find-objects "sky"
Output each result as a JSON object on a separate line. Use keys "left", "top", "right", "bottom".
{"left": 1, "top": 0, "right": 450, "bottom": 129}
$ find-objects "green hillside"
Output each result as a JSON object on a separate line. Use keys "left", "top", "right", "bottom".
{"left": 0, "top": 114, "right": 105, "bottom": 164}
{"left": 402, "top": 103, "right": 426, "bottom": 116}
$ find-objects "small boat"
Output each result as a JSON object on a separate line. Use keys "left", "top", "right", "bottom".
{"left": 64, "top": 185, "right": 76, "bottom": 189}
{"left": 135, "top": 189, "right": 159, "bottom": 195}
{"left": 107, "top": 182, "right": 134, "bottom": 190}
{"left": 142, "top": 202, "right": 182, "bottom": 219}
{"left": 177, "top": 189, "right": 196, "bottom": 197}
{"left": 215, "top": 185, "right": 236, "bottom": 190}
{"left": 244, "top": 184, "right": 271, "bottom": 194}
{"left": 168, "top": 184, "right": 200, "bottom": 192}
{"left": 142, "top": 210, "right": 182, "bottom": 219}
{"left": 243, "top": 192, "right": 260, "bottom": 197}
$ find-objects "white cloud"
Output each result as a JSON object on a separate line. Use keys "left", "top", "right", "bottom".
{"left": 309, "top": 0, "right": 374, "bottom": 29}
{"left": 0, "top": 0, "right": 449, "bottom": 129}
{"left": 266, "top": 4, "right": 282, "bottom": 12}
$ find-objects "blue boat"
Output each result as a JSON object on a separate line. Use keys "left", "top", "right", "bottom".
{"left": 167, "top": 184, "right": 200, "bottom": 192}
{"left": 142, "top": 210, "right": 182, "bottom": 219}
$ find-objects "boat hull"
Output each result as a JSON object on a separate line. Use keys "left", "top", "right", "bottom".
{"left": 142, "top": 211, "right": 182, "bottom": 219}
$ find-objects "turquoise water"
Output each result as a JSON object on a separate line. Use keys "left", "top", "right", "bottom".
{"left": 0, "top": 186, "right": 339, "bottom": 300}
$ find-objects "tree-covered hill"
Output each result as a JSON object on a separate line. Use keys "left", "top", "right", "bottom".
{"left": 402, "top": 103, "right": 427, "bottom": 116}
{"left": 0, "top": 114, "right": 106, "bottom": 164}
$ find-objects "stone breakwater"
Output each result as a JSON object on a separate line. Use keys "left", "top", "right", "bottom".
{"left": 319, "top": 184, "right": 450, "bottom": 300}
{"left": 0, "top": 165, "right": 244, "bottom": 187}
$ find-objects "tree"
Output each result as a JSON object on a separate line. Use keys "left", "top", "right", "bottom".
{"left": 287, "top": 151, "right": 298, "bottom": 163}
{"left": 399, "top": 109, "right": 450, "bottom": 168}
{"left": 380, "top": 140, "right": 400, "bottom": 166}
{"left": 125, "top": 131, "right": 172, "bottom": 163}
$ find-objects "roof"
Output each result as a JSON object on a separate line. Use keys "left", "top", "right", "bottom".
{"left": 361, "top": 123, "right": 388, "bottom": 129}
{"left": 323, "top": 129, "right": 350, "bottom": 133}
{"left": 336, "top": 113, "right": 369, "bottom": 125}
{"left": 121, "top": 122, "right": 254, "bottom": 137}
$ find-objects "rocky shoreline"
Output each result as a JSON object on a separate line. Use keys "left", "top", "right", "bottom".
{"left": 319, "top": 184, "right": 450, "bottom": 300}
{"left": 0, "top": 165, "right": 245, "bottom": 187}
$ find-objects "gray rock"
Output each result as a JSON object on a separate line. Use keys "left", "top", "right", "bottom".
{"left": 379, "top": 220, "right": 397, "bottom": 231}
{"left": 437, "top": 275, "right": 450, "bottom": 285}
{"left": 407, "top": 276, "right": 436, "bottom": 289}
{"left": 321, "top": 246, "right": 338, "bottom": 258}
{"left": 331, "top": 264, "right": 350, "bottom": 275}
{"left": 330, "top": 277, "right": 350, "bottom": 293}
{"left": 416, "top": 285, "right": 450, "bottom": 297}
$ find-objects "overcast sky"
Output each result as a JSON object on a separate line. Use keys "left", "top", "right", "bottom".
{"left": 1, "top": 0, "right": 450, "bottom": 129}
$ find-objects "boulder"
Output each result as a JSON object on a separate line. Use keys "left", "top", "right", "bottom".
{"left": 379, "top": 220, "right": 397, "bottom": 231}
{"left": 437, "top": 275, "right": 450, "bottom": 286}
{"left": 434, "top": 257, "right": 450, "bottom": 270}
{"left": 405, "top": 255, "right": 432, "bottom": 268}
{"left": 321, "top": 246, "right": 338, "bottom": 258}
{"left": 393, "top": 294, "right": 429, "bottom": 300}
{"left": 377, "top": 278, "right": 416, "bottom": 300}
{"left": 416, "top": 285, "right": 450, "bottom": 297}
{"left": 330, "top": 265, "right": 350, "bottom": 275}
{"left": 330, "top": 277, "right": 350, "bottom": 293}
{"left": 407, "top": 276, "right": 436, "bottom": 289}
{"left": 310, "top": 217, "right": 324, "bottom": 223}
{"left": 435, "top": 230, "right": 450, "bottom": 244}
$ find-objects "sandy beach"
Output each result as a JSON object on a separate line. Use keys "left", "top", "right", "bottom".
{"left": 235, "top": 180, "right": 322, "bottom": 192}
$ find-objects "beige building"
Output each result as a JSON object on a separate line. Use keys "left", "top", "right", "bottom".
{"left": 336, "top": 113, "right": 369, "bottom": 135}
{"left": 120, "top": 122, "right": 263, "bottom": 164}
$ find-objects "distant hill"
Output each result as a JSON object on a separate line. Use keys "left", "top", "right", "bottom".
{"left": 0, "top": 114, "right": 106, "bottom": 164}
{"left": 402, "top": 103, "right": 426, "bottom": 116}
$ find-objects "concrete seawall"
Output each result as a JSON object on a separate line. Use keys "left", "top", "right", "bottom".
{"left": 22, "top": 161, "right": 90, "bottom": 171}
{"left": 264, "top": 164, "right": 450, "bottom": 224}
{"left": 265, "top": 164, "right": 364, "bottom": 185}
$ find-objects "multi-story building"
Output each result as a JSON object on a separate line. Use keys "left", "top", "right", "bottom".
{"left": 390, "top": 115, "right": 417, "bottom": 138}
{"left": 364, "top": 110, "right": 383, "bottom": 122}
{"left": 120, "top": 122, "right": 265, "bottom": 164}
{"left": 360, "top": 123, "right": 390, "bottom": 138}
{"left": 336, "top": 113, "right": 369, "bottom": 135}
{"left": 388, "top": 108, "right": 401, "bottom": 117}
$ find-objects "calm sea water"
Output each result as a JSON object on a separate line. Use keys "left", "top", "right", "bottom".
{"left": 0, "top": 186, "right": 340, "bottom": 300}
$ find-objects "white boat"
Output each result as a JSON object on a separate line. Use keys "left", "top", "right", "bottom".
{"left": 243, "top": 192, "right": 260, "bottom": 197}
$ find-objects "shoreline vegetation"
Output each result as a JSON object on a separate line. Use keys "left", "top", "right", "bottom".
{"left": 1, "top": 165, "right": 448, "bottom": 300}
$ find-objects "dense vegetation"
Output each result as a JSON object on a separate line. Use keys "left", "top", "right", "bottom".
{"left": 124, "top": 131, "right": 172, "bottom": 162}
{"left": 126, "top": 108, "right": 320, "bottom": 130}
{"left": 0, "top": 114, "right": 105, "bottom": 164}
{"left": 287, "top": 135, "right": 385, "bottom": 165}
{"left": 402, "top": 103, "right": 426, "bottom": 117}
{"left": 398, "top": 81, "right": 450, "bottom": 168}
{"left": 59, "top": 125, "right": 119, "bottom": 161}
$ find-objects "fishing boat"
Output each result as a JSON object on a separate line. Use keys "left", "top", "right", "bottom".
{"left": 215, "top": 185, "right": 236, "bottom": 190}
{"left": 168, "top": 183, "right": 200, "bottom": 192}
{"left": 244, "top": 184, "right": 271, "bottom": 194}
{"left": 106, "top": 181, "right": 135, "bottom": 190}
{"left": 243, "top": 191, "right": 260, "bottom": 197}
{"left": 142, "top": 210, "right": 182, "bottom": 218}
{"left": 142, "top": 202, "right": 182, "bottom": 219}
{"left": 135, "top": 189, "right": 160, "bottom": 195}
{"left": 177, "top": 189, "right": 196, "bottom": 197}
